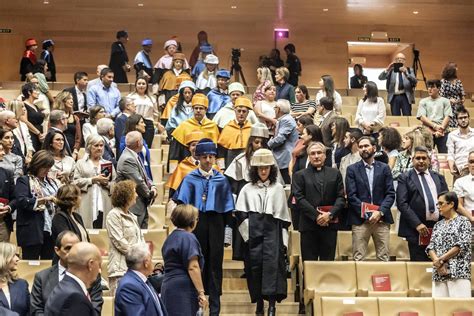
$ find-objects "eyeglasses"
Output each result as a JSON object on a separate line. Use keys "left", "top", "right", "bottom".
{"left": 468, "top": 160, "right": 474, "bottom": 164}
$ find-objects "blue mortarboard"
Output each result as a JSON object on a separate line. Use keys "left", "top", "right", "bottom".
{"left": 195, "top": 138, "right": 217, "bottom": 156}
{"left": 216, "top": 69, "right": 231, "bottom": 79}
{"left": 142, "top": 38, "right": 153, "bottom": 46}
{"left": 200, "top": 44, "right": 213, "bottom": 53}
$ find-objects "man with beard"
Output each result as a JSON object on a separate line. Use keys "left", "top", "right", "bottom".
{"left": 339, "top": 128, "right": 363, "bottom": 188}
{"left": 346, "top": 136, "right": 395, "bottom": 261}
{"left": 447, "top": 107, "right": 474, "bottom": 181}
{"left": 397, "top": 146, "right": 448, "bottom": 261}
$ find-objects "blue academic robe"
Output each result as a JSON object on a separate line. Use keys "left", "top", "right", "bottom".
{"left": 206, "top": 89, "right": 231, "bottom": 114}
{"left": 173, "top": 169, "right": 234, "bottom": 213}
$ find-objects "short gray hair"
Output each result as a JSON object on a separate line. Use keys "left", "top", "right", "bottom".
{"left": 50, "top": 110, "right": 66, "bottom": 125}
{"left": 125, "top": 131, "right": 142, "bottom": 148}
{"left": 275, "top": 99, "right": 291, "bottom": 114}
{"left": 125, "top": 243, "right": 150, "bottom": 269}
{"left": 96, "top": 118, "right": 114, "bottom": 135}
{"left": 0, "top": 110, "right": 15, "bottom": 125}
{"left": 306, "top": 141, "right": 326, "bottom": 155}
{"left": 85, "top": 134, "right": 104, "bottom": 154}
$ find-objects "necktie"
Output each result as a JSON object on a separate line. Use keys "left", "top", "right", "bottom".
{"left": 82, "top": 92, "right": 87, "bottom": 111}
{"left": 419, "top": 172, "right": 435, "bottom": 213}
{"left": 398, "top": 71, "right": 404, "bottom": 91}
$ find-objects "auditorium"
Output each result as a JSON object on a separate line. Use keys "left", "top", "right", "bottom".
{"left": 0, "top": 0, "right": 472, "bottom": 315}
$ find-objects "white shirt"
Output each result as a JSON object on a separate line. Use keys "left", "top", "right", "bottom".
{"left": 315, "top": 90, "right": 342, "bottom": 112}
{"left": 446, "top": 127, "right": 474, "bottom": 171}
{"left": 355, "top": 97, "right": 386, "bottom": 130}
{"left": 127, "top": 93, "right": 157, "bottom": 121}
{"left": 453, "top": 174, "right": 474, "bottom": 212}
{"left": 82, "top": 123, "right": 97, "bottom": 144}
{"left": 13, "top": 121, "right": 34, "bottom": 154}
{"left": 65, "top": 272, "right": 88, "bottom": 297}
{"left": 415, "top": 170, "right": 439, "bottom": 221}
{"left": 58, "top": 262, "right": 67, "bottom": 281}
{"left": 196, "top": 72, "right": 217, "bottom": 90}
{"left": 75, "top": 86, "right": 86, "bottom": 112}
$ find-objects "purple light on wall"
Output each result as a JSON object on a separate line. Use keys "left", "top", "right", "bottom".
{"left": 274, "top": 28, "right": 289, "bottom": 39}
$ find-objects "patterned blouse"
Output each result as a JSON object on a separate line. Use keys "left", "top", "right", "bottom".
{"left": 252, "top": 80, "right": 272, "bottom": 106}
{"left": 426, "top": 215, "right": 471, "bottom": 282}
{"left": 439, "top": 79, "right": 465, "bottom": 128}
{"left": 392, "top": 150, "right": 439, "bottom": 180}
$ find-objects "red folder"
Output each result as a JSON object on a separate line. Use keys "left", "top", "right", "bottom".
{"left": 418, "top": 228, "right": 433, "bottom": 246}
{"left": 371, "top": 273, "right": 391, "bottom": 291}
{"left": 453, "top": 312, "right": 473, "bottom": 316}
{"left": 317, "top": 205, "right": 339, "bottom": 224}
{"left": 100, "top": 162, "right": 113, "bottom": 179}
{"left": 361, "top": 202, "right": 379, "bottom": 219}
{"left": 0, "top": 198, "right": 9, "bottom": 207}
{"left": 399, "top": 313, "right": 419, "bottom": 316}
{"left": 343, "top": 313, "right": 364, "bottom": 316}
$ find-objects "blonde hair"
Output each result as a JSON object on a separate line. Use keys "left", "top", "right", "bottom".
{"left": 257, "top": 67, "right": 274, "bottom": 85}
{"left": 85, "top": 134, "right": 105, "bottom": 155}
{"left": 53, "top": 91, "right": 73, "bottom": 112}
{"left": 171, "top": 204, "right": 199, "bottom": 229}
{"left": 404, "top": 128, "right": 425, "bottom": 155}
{"left": 6, "top": 100, "right": 25, "bottom": 119}
{"left": 0, "top": 242, "right": 18, "bottom": 284}
{"left": 276, "top": 67, "right": 289, "bottom": 81}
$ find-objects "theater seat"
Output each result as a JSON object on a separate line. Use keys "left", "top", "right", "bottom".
{"left": 87, "top": 229, "right": 109, "bottom": 256}
{"left": 149, "top": 149, "right": 163, "bottom": 165}
{"left": 408, "top": 116, "right": 420, "bottom": 127}
{"left": 355, "top": 262, "right": 408, "bottom": 297}
{"left": 341, "top": 114, "right": 353, "bottom": 126}
{"left": 101, "top": 258, "right": 109, "bottom": 280}
{"left": 152, "top": 135, "right": 162, "bottom": 149}
{"left": 319, "top": 297, "right": 379, "bottom": 316}
{"left": 303, "top": 261, "right": 357, "bottom": 315}
{"left": 342, "top": 105, "right": 358, "bottom": 116}
{"left": 336, "top": 231, "right": 376, "bottom": 260}
{"left": 17, "top": 260, "right": 52, "bottom": 290}
{"left": 152, "top": 181, "right": 166, "bottom": 204}
{"left": 389, "top": 233, "right": 409, "bottom": 261}
{"left": 142, "top": 229, "right": 167, "bottom": 260}
{"left": 288, "top": 231, "right": 302, "bottom": 303}
{"left": 385, "top": 116, "right": 409, "bottom": 127}
{"left": 433, "top": 297, "right": 474, "bottom": 315}
{"left": 378, "top": 297, "right": 434, "bottom": 316}
{"left": 150, "top": 164, "right": 164, "bottom": 182}
{"left": 149, "top": 204, "right": 166, "bottom": 229}
{"left": 406, "top": 262, "right": 433, "bottom": 296}
{"left": 102, "top": 296, "right": 114, "bottom": 316}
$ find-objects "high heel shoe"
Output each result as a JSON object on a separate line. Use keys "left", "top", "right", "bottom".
{"left": 268, "top": 306, "right": 276, "bottom": 316}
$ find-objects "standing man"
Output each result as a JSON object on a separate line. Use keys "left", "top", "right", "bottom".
{"left": 217, "top": 96, "right": 253, "bottom": 169}
{"left": 284, "top": 43, "right": 302, "bottom": 87}
{"left": 41, "top": 39, "right": 56, "bottom": 81}
{"left": 173, "top": 139, "right": 234, "bottom": 316}
{"left": 378, "top": 53, "right": 417, "bottom": 116}
{"left": 31, "top": 231, "right": 103, "bottom": 316}
{"left": 97, "top": 118, "right": 117, "bottom": 168}
{"left": 397, "top": 146, "right": 448, "bottom": 261}
{"left": 44, "top": 242, "right": 102, "bottom": 316}
{"left": 134, "top": 38, "right": 154, "bottom": 79}
{"left": 20, "top": 38, "right": 37, "bottom": 81}
{"left": 346, "top": 136, "right": 396, "bottom": 261}
{"left": 0, "top": 110, "right": 26, "bottom": 161}
{"left": 109, "top": 30, "right": 130, "bottom": 83}
{"left": 87, "top": 68, "right": 121, "bottom": 116}
{"left": 447, "top": 107, "right": 474, "bottom": 180}
{"left": 339, "top": 128, "right": 363, "bottom": 187}
{"left": 115, "top": 243, "right": 167, "bottom": 316}
{"left": 63, "top": 71, "right": 88, "bottom": 113}
{"left": 116, "top": 131, "right": 157, "bottom": 228}
{"left": 417, "top": 79, "right": 452, "bottom": 153}
{"left": 316, "top": 97, "right": 337, "bottom": 147}
{"left": 268, "top": 99, "right": 299, "bottom": 184}
{"left": 292, "top": 142, "right": 345, "bottom": 261}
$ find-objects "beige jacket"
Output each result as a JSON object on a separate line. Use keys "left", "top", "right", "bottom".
{"left": 105, "top": 207, "right": 144, "bottom": 278}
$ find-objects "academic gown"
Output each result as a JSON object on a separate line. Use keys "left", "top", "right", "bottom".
{"left": 217, "top": 120, "right": 252, "bottom": 169}
{"left": 206, "top": 89, "right": 231, "bottom": 118}
{"left": 235, "top": 181, "right": 291, "bottom": 303}
{"left": 109, "top": 41, "right": 129, "bottom": 83}
{"left": 164, "top": 101, "right": 193, "bottom": 136}
{"left": 173, "top": 168, "right": 234, "bottom": 297}
{"left": 41, "top": 50, "right": 56, "bottom": 81}
{"left": 20, "top": 50, "right": 36, "bottom": 81}
{"left": 169, "top": 117, "right": 219, "bottom": 173}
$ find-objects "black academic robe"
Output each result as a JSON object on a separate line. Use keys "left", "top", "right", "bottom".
{"left": 109, "top": 41, "right": 129, "bottom": 83}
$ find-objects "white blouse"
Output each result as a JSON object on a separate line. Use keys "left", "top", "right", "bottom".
{"left": 127, "top": 92, "right": 158, "bottom": 121}
{"left": 355, "top": 97, "right": 386, "bottom": 129}
{"left": 13, "top": 121, "right": 35, "bottom": 154}
{"left": 315, "top": 90, "right": 343, "bottom": 112}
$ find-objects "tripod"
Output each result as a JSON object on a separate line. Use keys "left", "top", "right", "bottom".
{"left": 412, "top": 48, "right": 427, "bottom": 90}
{"left": 230, "top": 59, "right": 247, "bottom": 86}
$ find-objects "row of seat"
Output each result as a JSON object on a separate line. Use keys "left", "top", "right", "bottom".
{"left": 302, "top": 261, "right": 474, "bottom": 315}
{"left": 316, "top": 297, "right": 474, "bottom": 316}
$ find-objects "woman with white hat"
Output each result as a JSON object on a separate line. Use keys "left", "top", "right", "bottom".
{"left": 235, "top": 148, "right": 291, "bottom": 316}
{"left": 152, "top": 39, "right": 190, "bottom": 84}
{"left": 196, "top": 54, "right": 219, "bottom": 92}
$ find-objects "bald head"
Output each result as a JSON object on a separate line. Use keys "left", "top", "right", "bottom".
{"left": 394, "top": 53, "right": 406, "bottom": 64}
{"left": 0, "top": 111, "right": 17, "bottom": 130}
{"left": 66, "top": 242, "right": 102, "bottom": 287}
{"left": 125, "top": 131, "right": 143, "bottom": 152}
{"left": 96, "top": 64, "right": 108, "bottom": 76}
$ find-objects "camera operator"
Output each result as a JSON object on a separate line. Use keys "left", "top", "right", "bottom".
{"left": 378, "top": 53, "right": 417, "bottom": 116}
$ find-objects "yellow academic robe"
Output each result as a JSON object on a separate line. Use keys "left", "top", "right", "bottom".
{"left": 161, "top": 94, "right": 179, "bottom": 120}
{"left": 166, "top": 156, "right": 221, "bottom": 190}
{"left": 217, "top": 120, "right": 252, "bottom": 150}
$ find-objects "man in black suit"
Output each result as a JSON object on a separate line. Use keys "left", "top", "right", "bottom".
{"left": 63, "top": 71, "right": 89, "bottom": 113}
{"left": 97, "top": 117, "right": 117, "bottom": 168}
{"left": 44, "top": 242, "right": 102, "bottom": 316}
{"left": 109, "top": 30, "right": 130, "bottom": 83}
{"left": 346, "top": 136, "right": 396, "bottom": 261}
{"left": 292, "top": 142, "right": 346, "bottom": 261}
{"left": 397, "top": 146, "right": 448, "bottom": 261}
{"left": 31, "top": 231, "right": 103, "bottom": 315}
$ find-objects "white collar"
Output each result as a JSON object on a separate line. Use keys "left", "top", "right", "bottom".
{"left": 65, "top": 272, "right": 88, "bottom": 296}
{"left": 132, "top": 270, "right": 148, "bottom": 283}
{"left": 199, "top": 168, "right": 213, "bottom": 178}
{"left": 58, "top": 262, "right": 66, "bottom": 275}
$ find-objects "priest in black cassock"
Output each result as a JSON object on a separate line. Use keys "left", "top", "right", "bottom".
{"left": 109, "top": 30, "right": 130, "bottom": 83}
{"left": 173, "top": 138, "right": 234, "bottom": 316}
{"left": 235, "top": 149, "right": 291, "bottom": 316}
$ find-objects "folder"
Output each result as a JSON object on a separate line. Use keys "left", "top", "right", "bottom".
{"left": 418, "top": 228, "right": 433, "bottom": 246}
{"left": 317, "top": 205, "right": 339, "bottom": 224}
{"left": 371, "top": 273, "right": 391, "bottom": 291}
{"left": 361, "top": 202, "right": 379, "bottom": 220}
{"left": 100, "top": 162, "right": 113, "bottom": 179}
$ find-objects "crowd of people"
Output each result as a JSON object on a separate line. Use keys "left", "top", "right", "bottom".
{"left": 0, "top": 29, "right": 471, "bottom": 315}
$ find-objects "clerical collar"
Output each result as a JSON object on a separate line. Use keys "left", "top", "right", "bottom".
{"left": 313, "top": 166, "right": 323, "bottom": 172}
{"left": 199, "top": 168, "right": 213, "bottom": 178}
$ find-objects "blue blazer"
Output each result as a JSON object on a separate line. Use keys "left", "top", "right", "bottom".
{"left": 396, "top": 169, "right": 448, "bottom": 243}
{"left": 0, "top": 279, "right": 30, "bottom": 316}
{"left": 268, "top": 114, "right": 299, "bottom": 169}
{"left": 101, "top": 136, "right": 117, "bottom": 168}
{"left": 345, "top": 160, "right": 395, "bottom": 226}
{"left": 115, "top": 269, "right": 167, "bottom": 316}
{"left": 114, "top": 113, "right": 128, "bottom": 160}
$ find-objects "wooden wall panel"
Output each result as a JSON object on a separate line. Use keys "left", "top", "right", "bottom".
{"left": 0, "top": 1, "right": 472, "bottom": 92}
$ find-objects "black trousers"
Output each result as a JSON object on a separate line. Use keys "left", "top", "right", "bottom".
{"left": 193, "top": 211, "right": 232, "bottom": 316}
{"left": 280, "top": 168, "right": 291, "bottom": 185}
{"left": 300, "top": 229, "right": 337, "bottom": 261}
{"left": 143, "top": 119, "right": 155, "bottom": 149}
{"left": 433, "top": 132, "right": 449, "bottom": 154}
{"left": 390, "top": 94, "right": 412, "bottom": 116}
{"left": 22, "top": 232, "right": 54, "bottom": 260}
{"left": 408, "top": 242, "right": 431, "bottom": 262}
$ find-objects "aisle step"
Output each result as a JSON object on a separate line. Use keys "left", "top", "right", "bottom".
{"left": 220, "top": 301, "right": 300, "bottom": 314}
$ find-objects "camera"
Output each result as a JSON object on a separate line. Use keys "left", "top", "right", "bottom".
{"left": 231, "top": 48, "right": 242, "bottom": 63}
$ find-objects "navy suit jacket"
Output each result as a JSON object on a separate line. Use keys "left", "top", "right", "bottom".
{"left": 396, "top": 169, "right": 448, "bottom": 243}
{"left": 101, "top": 136, "right": 117, "bottom": 168}
{"left": 346, "top": 160, "right": 396, "bottom": 226}
{"left": 44, "top": 275, "right": 95, "bottom": 316}
{"left": 0, "top": 279, "right": 30, "bottom": 316}
{"left": 115, "top": 269, "right": 167, "bottom": 316}
{"left": 64, "top": 86, "right": 87, "bottom": 112}
{"left": 114, "top": 113, "right": 128, "bottom": 160}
